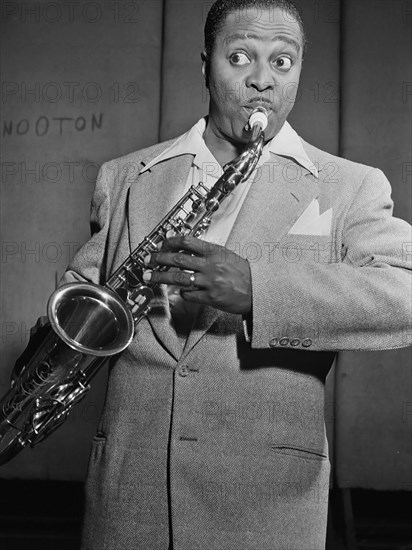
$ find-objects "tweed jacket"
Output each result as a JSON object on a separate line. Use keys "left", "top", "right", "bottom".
{"left": 60, "top": 136, "right": 411, "bottom": 550}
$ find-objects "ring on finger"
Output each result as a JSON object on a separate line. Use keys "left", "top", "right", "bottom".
{"left": 188, "top": 272, "right": 196, "bottom": 289}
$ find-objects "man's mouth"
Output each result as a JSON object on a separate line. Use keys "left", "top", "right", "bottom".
{"left": 242, "top": 105, "right": 270, "bottom": 133}
{"left": 243, "top": 100, "right": 273, "bottom": 113}
{"left": 244, "top": 101, "right": 272, "bottom": 116}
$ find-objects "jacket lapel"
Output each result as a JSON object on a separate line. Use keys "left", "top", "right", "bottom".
{"left": 128, "top": 153, "right": 194, "bottom": 361}
{"left": 183, "top": 155, "right": 320, "bottom": 355}
{"left": 227, "top": 156, "right": 320, "bottom": 245}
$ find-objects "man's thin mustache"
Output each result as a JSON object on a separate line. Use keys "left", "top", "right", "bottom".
{"left": 246, "top": 97, "right": 273, "bottom": 104}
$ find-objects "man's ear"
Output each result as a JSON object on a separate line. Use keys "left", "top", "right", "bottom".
{"left": 201, "top": 50, "right": 209, "bottom": 89}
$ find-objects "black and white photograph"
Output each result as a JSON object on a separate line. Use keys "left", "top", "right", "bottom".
{"left": 0, "top": 0, "right": 411, "bottom": 549}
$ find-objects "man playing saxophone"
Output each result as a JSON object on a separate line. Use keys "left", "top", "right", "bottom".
{"left": 8, "top": 0, "right": 412, "bottom": 548}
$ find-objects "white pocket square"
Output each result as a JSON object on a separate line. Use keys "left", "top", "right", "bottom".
{"left": 288, "top": 199, "right": 332, "bottom": 236}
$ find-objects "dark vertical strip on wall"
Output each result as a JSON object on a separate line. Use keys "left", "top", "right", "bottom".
{"left": 337, "top": 0, "right": 345, "bottom": 157}
{"left": 332, "top": 0, "right": 344, "bottom": 485}
{"left": 335, "top": 0, "right": 412, "bottom": 490}
{"left": 158, "top": 0, "right": 167, "bottom": 143}
{"left": 159, "top": 0, "right": 209, "bottom": 141}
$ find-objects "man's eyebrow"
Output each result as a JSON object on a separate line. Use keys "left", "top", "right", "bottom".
{"left": 224, "top": 33, "right": 301, "bottom": 52}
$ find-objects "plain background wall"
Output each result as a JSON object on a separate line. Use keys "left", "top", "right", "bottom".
{"left": 336, "top": 0, "right": 412, "bottom": 489}
{"left": 0, "top": 0, "right": 410, "bottom": 489}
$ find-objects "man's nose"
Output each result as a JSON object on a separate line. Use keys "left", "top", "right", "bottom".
{"left": 245, "top": 63, "right": 276, "bottom": 92}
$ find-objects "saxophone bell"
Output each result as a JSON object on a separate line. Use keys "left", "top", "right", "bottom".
{"left": 0, "top": 283, "right": 134, "bottom": 465}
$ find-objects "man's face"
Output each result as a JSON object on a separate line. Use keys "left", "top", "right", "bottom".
{"left": 203, "top": 7, "right": 303, "bottom": 144}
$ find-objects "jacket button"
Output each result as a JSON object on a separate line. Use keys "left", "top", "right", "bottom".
{"left": 290, "top": 338, "right": 300, "bottom": 347}
{"left": 279, "top": 337, "right": 289, "bottom": 346}
{"left": 269, "top": 338, "right": 278, "bottom": 347}
{"left": 302, "top": 338, "right": 313, "bottom": 348}
{"left": 178, "top": 365, "right": 190, "bottom": 377}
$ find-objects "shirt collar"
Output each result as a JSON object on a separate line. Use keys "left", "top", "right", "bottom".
{"left": 140, "top": 117, "right": 318, "bottom": 178}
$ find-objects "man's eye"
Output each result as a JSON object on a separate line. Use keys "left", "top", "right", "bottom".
{"left": 274, "top": 56, "right": 292, "bottom": 72}
{"left": 229, "top": 52, "right": 250, "bottom": 66}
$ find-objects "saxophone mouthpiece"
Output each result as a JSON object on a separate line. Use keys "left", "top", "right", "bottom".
{"left": 247, "top": 107, "right": 269, "bottom": 132}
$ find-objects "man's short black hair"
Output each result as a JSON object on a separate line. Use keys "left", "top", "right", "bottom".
{"left": 204, "top": 0, "right": 307, "bottom": 59}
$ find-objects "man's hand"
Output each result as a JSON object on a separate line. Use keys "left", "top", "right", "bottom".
{"left": 142, "top": 235, "right": 252, "bottom": 315}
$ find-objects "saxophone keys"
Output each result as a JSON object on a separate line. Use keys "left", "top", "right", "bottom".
{"left": 196, "top": 181, "right": 209, "bottom": 194}
{"left": 223, "top": 180, "right": 236, "bottom": 193}
{"left": 143, "top": 237, "right": 160, "bottom": 251}
{"left": 191, "top": 199, "right": 203, "bottom": 212}
{"left": 126, "top": 265, "right": 143, "bottom": 288}
{"left": 129, "top": 286, "right": 155, "bottom": 317}
{"left": 167, "top": 219, "right": 183, "bottom": 234}
{"left": 114, "top": 286, "right": 128, "bottom": 304}
{"left": 205, "top": 198, "right": 219, "bottom": 212}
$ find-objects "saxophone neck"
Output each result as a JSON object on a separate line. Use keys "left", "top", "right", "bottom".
{"left": 246, "top": 122, "right": 266, "bottom": 159}
{"left": 248, "top": 117, "right": 266, "bottom": 145}
{"left": 226, "top": 107, "right": 268, "bottom": 176}
{"left": 226, "top": 124, "right": 265, "bottom": 180}
{"left": 246, "top": 106, "right": 269, "bottom": 148}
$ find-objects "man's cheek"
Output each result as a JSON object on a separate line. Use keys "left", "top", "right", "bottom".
{"left": 212, "top": 80, "right": 240, "bottom": 106}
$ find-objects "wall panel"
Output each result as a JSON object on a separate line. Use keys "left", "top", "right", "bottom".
{"left": 336, "top": 0, "right": 411, "bottom": 489}
{"left": 0, "top": 0, "right": 164, "bottom": 479}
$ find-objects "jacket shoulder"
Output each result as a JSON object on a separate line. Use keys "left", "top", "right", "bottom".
{"left": 301, "top": 139, "right": 383, "bottom": 179}
{"left": 300, "top": 139, "right": 394, "bottom": 202}
{"left": 299, "top": 140, "right": 395, "bottom": 218}
{"left": 101, "top": 137, "right": 179, "bottom": 177}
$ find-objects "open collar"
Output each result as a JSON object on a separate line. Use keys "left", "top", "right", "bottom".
{"left": 140, "top": 117, "right": 318, "bottom": 179}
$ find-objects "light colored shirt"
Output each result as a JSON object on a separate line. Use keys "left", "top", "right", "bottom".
{"left": 141, "top": 117, "right": 318, "bottom": 335}
{"left": 141, "top": 117, "right": 317, "bottom": 246}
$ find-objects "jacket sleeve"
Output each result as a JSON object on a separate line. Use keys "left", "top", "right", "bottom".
{"left": 247, "top": 168, "right": 412, "bottom": 351}
{"left": 59, "top": 162, "right": 112, "bottom": 287}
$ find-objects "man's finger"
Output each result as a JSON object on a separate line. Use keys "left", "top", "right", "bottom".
{"left": 180, "top": 289, "right": 208, "bottom": 303}
{"left": 145, "top": 251, "right": 206, "bottom": 271}
{"left": 161, "top": 235, "right": 219, "bottom": 256}
{"left": 143, "top": 269, "right": 205, "bottom": 288}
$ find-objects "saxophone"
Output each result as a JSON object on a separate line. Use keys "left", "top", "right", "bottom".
{"left": 0, "top": 108, "right": 268, "bottom": 465}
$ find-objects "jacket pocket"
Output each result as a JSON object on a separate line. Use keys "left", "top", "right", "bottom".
{"left": 271, "top": 444, "right": 328, "bottom": 462}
